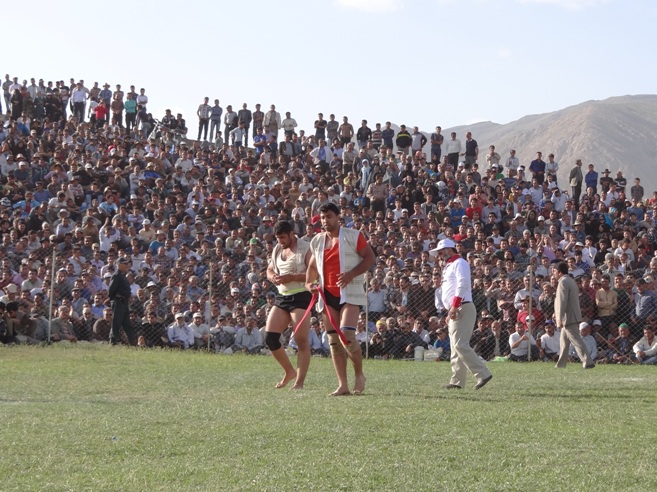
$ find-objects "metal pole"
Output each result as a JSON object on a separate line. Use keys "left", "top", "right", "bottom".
{"left": 207, "top": 265, "right": 213, "bottom": 352}
{"left": 47, "top": 248, "right": 57, "bottom": 343}
{"left": 527, "top": 263, "right": 534, "bottom": 362}
{"left": 364, "top": 271, "right": 369, "bottom": 360}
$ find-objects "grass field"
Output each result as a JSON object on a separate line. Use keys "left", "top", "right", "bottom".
{"left": 1, "top": 345, "right": 655, "bottom": 492}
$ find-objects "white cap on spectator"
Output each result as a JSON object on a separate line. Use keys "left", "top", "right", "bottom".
{"left": 579, "top": 322, "right": 589, "bottom": 331}
{"left": 592, "top": 319, "right": 602, "bottom": 326}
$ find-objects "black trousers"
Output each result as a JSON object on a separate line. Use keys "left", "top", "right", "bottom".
{"left": 73, "top": 101, "right": 85, "bottom": 122}
{"left": 111, "top": 299, "right": 135, "bottom": 344}
{"left": 198, "top": 118, "right": 209, "bottom": 140}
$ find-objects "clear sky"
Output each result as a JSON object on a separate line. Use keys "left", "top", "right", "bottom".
{"left": 4, "top": 0, "right": 655, "bottom": 133}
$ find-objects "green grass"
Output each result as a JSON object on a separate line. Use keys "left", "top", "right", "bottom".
{"left": 0, "top": 345, "right": 655, "bottom": 492}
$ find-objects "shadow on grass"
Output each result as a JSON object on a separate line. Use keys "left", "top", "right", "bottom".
{"left": 0, "top": 398, "right": 141, "bottom": 405}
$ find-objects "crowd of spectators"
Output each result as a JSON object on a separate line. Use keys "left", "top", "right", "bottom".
{"left": 1, "top": 73, "right": 657, "bottom": 365}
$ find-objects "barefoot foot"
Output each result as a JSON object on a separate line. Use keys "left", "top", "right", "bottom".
{"left": 329, "top": 386, "right": 351, "bottom": 397}
{"left": 352, "top": 374, "right": 366, "bottom": 395}
{"left": 291, "top": 382, "right": 304, "bottom": 390}
{"left": 275, "top": 372, "right": 296, "bottom": 389}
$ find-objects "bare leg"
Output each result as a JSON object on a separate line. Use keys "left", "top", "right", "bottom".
{"left": 265, "top": 306, "right": 296, "bottom": 388}
{"left": 290, "top": 309, "right": 311, "bottom": 390}
{"left": 329, "top": 349, "right": 350, "bottom": 396}
{"left": 326, "top": 305, "right": 350, "bottom": 396}
{"left": 271, "top": 348, "right": 297, "bottom": 388}
{"left": 342, "top": 304, "right": 366, "bottom": 395}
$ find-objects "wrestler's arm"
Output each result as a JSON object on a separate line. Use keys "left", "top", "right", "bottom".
{"left": 305, "top": 253, "right": 319, "bottom": 292}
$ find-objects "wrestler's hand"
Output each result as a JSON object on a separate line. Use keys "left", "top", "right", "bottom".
{"left": 276, "top": 274, "right": 293, "bottom": 284}
{"left": 305, "top": 281, "right": 319, "bottom": 293}
{"left": 337, "top": 271, "right": 354, "bottom": 288}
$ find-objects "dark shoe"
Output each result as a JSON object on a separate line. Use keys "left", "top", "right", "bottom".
{"left": 584, "top": 363, "right": 596, "bottom": 369}
{"left": 475, "top": 375, "right": 493, "bottom": 390}
{"left": 443, "top": 384, "right": 463, "bottom": 389}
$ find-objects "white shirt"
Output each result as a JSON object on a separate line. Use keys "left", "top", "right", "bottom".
{"left": 509, "top": 331, "right": 536, "bottom": 357}
{"left": 445, "top": 138, "right": 462, "bottom": 154}
{"left": 71, "top": 88, "right": 87, "bottom": 103}
{"left": 540, "top": 330, "right": 561, "bottom": 354}
{"left": 189, "top": 321, "right": 209, "bottom": 340}
{"left": 570, "top": 334, "right": 597, "bottom": 360}
{"left": 506, "top": 156, "right": 520, "bottom": 171}
{"left": 281, "top": 117, "right": 297, "bottom": 132}
{"left": 440, "top": 255, "right": 472, "bottom": 308}
{"left": 167, "top": 322, "right": 195, "bottom": 348}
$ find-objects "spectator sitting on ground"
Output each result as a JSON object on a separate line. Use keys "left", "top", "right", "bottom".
{"left": 231, "top": 317, "right": 263, "bottom": 354}
{"left": 633, "top": 326, "right": 657, "bottom": 365}
{"left": 600, "top": 323, "right": 636, "bottom": 364}
{"left": 49, "top": 305, "right": 78, "bottom": 343}
{"left": 570, "top": 322, "right": 598, "bottom": 363}
{"left": 188, "top": 311, "right": 210, "bottom": 349}
{"left": 537, "top": 320, "right": 560, "bottom": 362}
{"left": 166, "top": 312, "right": 194, "bottom": 349}
{"left": 508, "top": 321, "right": 538, "bottom": 361}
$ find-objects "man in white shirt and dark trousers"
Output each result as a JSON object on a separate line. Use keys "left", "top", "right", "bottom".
{"left": 432, "top": 239, "right": 492, "bottom": 390}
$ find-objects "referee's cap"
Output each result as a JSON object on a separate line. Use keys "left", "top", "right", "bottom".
{"left": 430, "top": 239, "right": 456, "bottom": 252}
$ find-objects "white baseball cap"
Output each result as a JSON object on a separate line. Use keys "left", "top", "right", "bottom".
{"left": 430, "top": 239, "right": 456, "bottom": 252}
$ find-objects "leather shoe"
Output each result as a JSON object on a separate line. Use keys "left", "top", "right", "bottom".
{"left": 443, "top": 384, "right": 462, "bottom": 389}
{"left": 475, "top": 375, "right": 493, "bottom": 390}
{"left": 584, "top": 363, "right": 596, "bottom": 369}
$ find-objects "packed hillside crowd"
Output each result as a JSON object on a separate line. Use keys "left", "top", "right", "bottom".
{"left": 1, "top": 74, "right": 657, "bottom": 364}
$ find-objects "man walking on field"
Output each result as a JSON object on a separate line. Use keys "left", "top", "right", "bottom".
{"left": 265, "top": 221, "right": 313, "bottom": 390}
{"left": 306, "top": 203, "right": 375, "bottom": 396}
{"left": 553, "top": 261, "right": 595, "bottom": 369}
{"left": 433, "top": 238, "right": 492, "bottom": 390}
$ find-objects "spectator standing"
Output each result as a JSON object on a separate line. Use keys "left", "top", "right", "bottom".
{"left": 445, "top": 132, "right": 461, "bottom": 167}
{"left": 410, "top": 126, "right": 427, "bottom": 155}
{"left": 281, "top": 111, "right": 297, "bottom": 137}
{"left": 630, "top": 178, "right": 644, "bottom": 202}
{"left": 124, "top": 93, "right": 137, "bottom": 132}
{"left": 356, "top": 120, "right": 371, "bottom": 149}
{"left": 108, "top": 258, "right": 136, "bottom": 345}
{"left": 252, "top": 103, "right": 264, "bottom": 138}
{"left": 223, "top": 105, "right": 237, "bottom": 144}
{"left": 70, "top": 82, "right": 87, "bottom": 122}
{"left": 569, "top": 159, "right": 584, "bottom": 208}
{"left": 529, "top": 152, "right": 546, "bottom": 185}
{"left": 338, "top": 116, "right": 354, "bottom": 148}
{"left": 196, "top": 97, "right": 211, "bottom": 141}
{"left": 461, "top": 132, "right": 478, "bottom": 169}
{"left": 430, "top": 126, "right": 443, "bottom": 162}
{"left": 381, "top": 121, "right": 395, "bottom": 149}
{"left": 395, "top": 125, "right": 412, "bottom": 156}
{"left": 263, "top": 104, "right": 281, "bottom": 136}
{"left": 585, "top": 164, "right": 598, "bottom": 193}
{"left": 553, "top": 261, "right": 595, "bottom": 369}
{"left": 99, "top": 83, "right": 112, "bottom": 121}
{"left": 237, "top": 103, "right": 252, "bottom": 146}
{"left": 209, "top": 99, "right": 223, "bottom": 141}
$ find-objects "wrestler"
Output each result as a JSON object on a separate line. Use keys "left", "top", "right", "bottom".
{"left": 305, "top": 203, "right": 375, "bottom": 396}
{"left": 265, "top": 221, "right": 313, "bottom": 389}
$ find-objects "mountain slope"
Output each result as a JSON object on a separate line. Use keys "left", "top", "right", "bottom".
{"left": 441, "top": 95, "right": 657, "bottom": 193}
